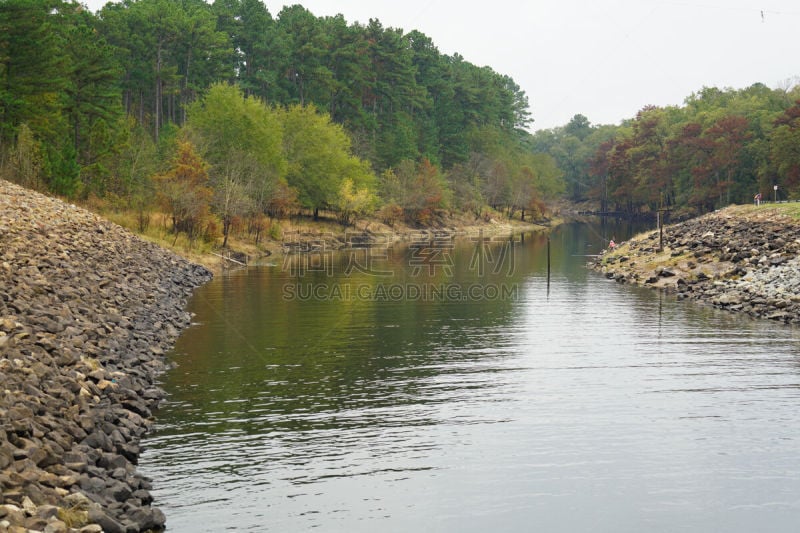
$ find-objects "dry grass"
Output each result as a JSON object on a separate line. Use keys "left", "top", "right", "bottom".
{"left": 93, "top": 206, "right": 245, "bottom": 273}
{"left": 725, "top": 202, "right": 800, "bottom": 221}
{"left": 82, "top": 199, "right": 549, "bottom": 275}
{"left": 57, "top": 507, "right": 89, "bottom": 528}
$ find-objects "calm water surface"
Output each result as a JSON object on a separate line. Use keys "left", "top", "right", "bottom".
{"left": 141, "top": 222, "right": 800, "bottom": 532}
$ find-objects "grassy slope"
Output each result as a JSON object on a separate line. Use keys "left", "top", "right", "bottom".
{"left": 597, "top": 203, "right": 800, "bottom": 288}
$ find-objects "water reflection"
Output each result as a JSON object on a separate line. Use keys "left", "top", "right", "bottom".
{"left": 142, "top": 222, "right": 800, "bottom": 532}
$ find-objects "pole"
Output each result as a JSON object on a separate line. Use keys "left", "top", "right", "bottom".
{"left": 546, "top": 236, "right": 551, "bottom": 296}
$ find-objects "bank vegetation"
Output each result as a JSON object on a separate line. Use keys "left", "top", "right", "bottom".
{"left": 0, "top": 0, "right": 564, "bottom": 262}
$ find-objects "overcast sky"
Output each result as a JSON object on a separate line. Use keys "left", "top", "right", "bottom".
{"left": 83, "top": 0, "right": 800, "bottom": 131}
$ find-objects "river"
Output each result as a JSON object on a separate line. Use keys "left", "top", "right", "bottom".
{"left": 140, "top": 221, "right": 800, "bottom": 532}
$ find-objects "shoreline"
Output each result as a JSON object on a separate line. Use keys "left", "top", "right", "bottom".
{"left": 1, "top": 178, "right": 550, "bottom": 532}
{"left": 196, "top": 216, "right": 554, "bottom": 274}
{"left": 1, "top": 179, "right": 212, "bottom": 532}
{"left": 90, "top": 188, "right": 563, "bottom": 277}
{"left": 0, "top": 177, "right": 554, "bottom": 531}
{"left": 593, "top": 204, "right": 800, "bottom": 324}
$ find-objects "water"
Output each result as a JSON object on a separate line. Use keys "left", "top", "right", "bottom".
{"left": 141, "top": 222, "right": 800, "bottom": 532}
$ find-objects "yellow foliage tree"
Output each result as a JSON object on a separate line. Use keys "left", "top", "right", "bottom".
{"left": 153, "top": 140, "right": 214, "bottom": 242}
{"left": 334, "top": 177, "right": 377, "bottom": 226}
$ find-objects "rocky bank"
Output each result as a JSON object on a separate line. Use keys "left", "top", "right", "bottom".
{"left": 595, "top": 205, "right": 800, "bottom": 324}
{"left": 0, "top": 179, "right": 212, "bottom": 532}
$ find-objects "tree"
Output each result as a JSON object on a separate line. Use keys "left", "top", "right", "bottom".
{"left": 3, "top": 123, "right": 44, "bottom": 190}
{"left": 214, "top": 0, "right": 286, "bottom": 102}
{"left": 185, "top": 83, "right": 286, "bottom": 244}
{"left": 446, "top": 154, "right": 491, "bottom": 218}
{"left": 153, "top": 139, "right": 213, "bottom": 241}
{"left": 564, "top": 114, "right": 592, "bottom": 140}
{"left": 334, "top": 177, "right": 376, "bottom": 225}
{"left": 98, "top": 0, "right": 230, "bottom": 139}
{"left": 770, "top": 100, "right": 800, "bottom": 194}
{"left": 114, "top": 117, "right": 159, "bottom": 230}
{"left": 705, "top": 115, "right": 751, "bottom": 205}
{"left": 380, "top": 158, "right": 449, "bottom": 224}
{"left": 280, "top": 103, "right": 375, "bottom": 218}
{"left": 63, "top": 12, "right": 122, "bottom": 165}
{"left": 665, "top": 122, "right": 713, "bottom": 210}
{"left": 0, "top": 0, "right": 69, "bottom": 144}
{"left": 175, "top": 0, "right": 232, "bottom": 123}
{"left": 277, "top": 5, "right": 333, "bottom": 107}
{"left": 46, "top": 137, "right": 80, "bottom": 197}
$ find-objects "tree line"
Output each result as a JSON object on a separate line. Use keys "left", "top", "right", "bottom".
{"left": 0, "top": 0, "right": 563, "bottom": 245}
{"left": 532, "top": 83, "right": 800, "bottom": 216}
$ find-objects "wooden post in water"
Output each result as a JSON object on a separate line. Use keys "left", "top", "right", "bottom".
{"left": 546, "top": 236, "right": 551, "bottom": 295}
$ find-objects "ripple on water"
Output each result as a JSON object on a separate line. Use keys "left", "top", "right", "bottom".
{"left": 141, "top": 226, "right": 800, "bottom": 532}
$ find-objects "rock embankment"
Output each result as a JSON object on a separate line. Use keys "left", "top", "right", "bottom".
{"left": 0, "top": 179, "right": 212, "bottom": 532}
{"left": 595, "top": 205, "right": 800, "bottom": 324}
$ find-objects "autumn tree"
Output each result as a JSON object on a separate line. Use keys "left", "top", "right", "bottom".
{"left": 334, "top": 177, "right": 377, "bottom": 226}
{"left": 153, "top": 139, "right": 213, "bottom": 242}
{"left": 380, "top": 158, "right": 449, "bottom": 225}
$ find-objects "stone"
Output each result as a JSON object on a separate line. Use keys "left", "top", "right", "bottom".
{"left": 130, "top": 490, "right": 153, "bottom": 506}
{"left": 716, "top": 293, "right": 742, "bottom": 306}
{"left": 107, "top": 480, "right": 133, "bottom": 503}
{"left": 35, "top": 505, "right": 59, "bottom": 520}
{"left": 24, "top": 516, "right": 49, "bottom": 531}
{"left": 127, "top": 506, "right": 166, "bottom": 531}
{"left": 0, "top": 505, "right": 25, "bottom": 525}
{"left": 43, "top": 520, "right": 69, "bottom": 533}
{"left": 87, "top": 506, "right": 126, "bottom": 533}
{"left": 78, "top": 475, "right": 106, "bottom": 495}
{"left": 21, "top": 496, "right": 37, "bottom": 515}
{"left": 62, "top": 493, "right": 92, "bottom": 511}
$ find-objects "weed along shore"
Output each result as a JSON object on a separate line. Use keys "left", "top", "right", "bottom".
{"left": 0, "top": 179, "right": 212, "bottom": 532}
{"left": 595, "top": 204, "right": 800, "bottom": 324}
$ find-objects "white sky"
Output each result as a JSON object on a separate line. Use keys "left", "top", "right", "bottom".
{"left": 83, "top": 0, "right": 800, "bottom": 131}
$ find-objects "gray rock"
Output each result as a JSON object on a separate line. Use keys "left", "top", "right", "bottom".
{"left": 127, "top": 506, "right": 166, "bottom": 531}
{"left": 43, "top": 520, "right": 69, "bottom": 533}
{"left": 87, "top": 506, "right": 126, "bottom": 533}
{"left": 0, "top": 180, "right": 211, "bottom": 531}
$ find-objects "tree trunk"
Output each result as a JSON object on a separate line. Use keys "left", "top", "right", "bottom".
{"left": 155, "top": 41, "right": 163, "bottom": 141}
{"left": 222, "top": 217, "right": 230, "bottom": 248}
{"left": 138, "top": 89, "right": 144, "bottom": 125}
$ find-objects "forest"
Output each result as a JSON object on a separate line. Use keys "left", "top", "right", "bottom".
{"left": 3, "top": 0, "right": 799, "bottom": 248}
{"left": 531, "top": 83, "right": 800, "bottom": 217}
{"left": 0, "top": 0, "right": 563, "bottom": 246}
